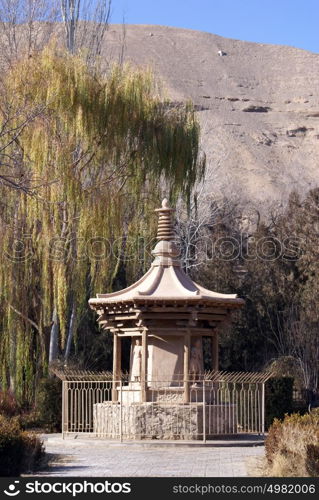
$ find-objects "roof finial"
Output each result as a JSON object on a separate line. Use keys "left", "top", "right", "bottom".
{"left": 155, "top": 198, "right": 175, "bottom": 241}
{"left": 162, "top": 198, "right": 169, "bottom": 208}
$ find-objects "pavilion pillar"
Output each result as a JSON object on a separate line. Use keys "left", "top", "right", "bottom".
{"left": 183, "top": 331, "right": 191, "bottom": 403}
{"left": 211, "top": 332, "right": 219, "bottom": 371}
{"left": 141, "top": 328, "right": 148, "bottom": 402}
{"left": 112, "top": 333, "right": 121, "bottom": 402}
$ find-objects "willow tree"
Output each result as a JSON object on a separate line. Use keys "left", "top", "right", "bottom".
{"left": 0, "top": 47, "right": 205, "bottom": 403}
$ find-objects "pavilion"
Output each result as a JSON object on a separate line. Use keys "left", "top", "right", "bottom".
{"left": 57, "top": 199, "right": 272, "bottom": 440}
{"left": 89, "top": 199, "right": 244, "bottom": 405}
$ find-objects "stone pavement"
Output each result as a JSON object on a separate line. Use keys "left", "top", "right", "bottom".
{"left": 33, "top": 435, "right": 265, "bottom": 477}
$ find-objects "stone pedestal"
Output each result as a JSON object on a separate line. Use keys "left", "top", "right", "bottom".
{"left": 93, "top": 401, "right": 237, "bottom": 439}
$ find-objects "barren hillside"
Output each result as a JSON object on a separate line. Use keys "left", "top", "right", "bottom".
{"left": 104, "top": 25, "right": 319, "bottom": 210}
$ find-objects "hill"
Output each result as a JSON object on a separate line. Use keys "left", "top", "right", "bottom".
{"left": 103, "top": 25, "right": 319, "bottom": 210}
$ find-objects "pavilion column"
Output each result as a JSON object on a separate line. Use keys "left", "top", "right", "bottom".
{"left": 141, "top": 328, "right": 148, "bottom": 402}
{"left": 211, "top": 331, "right": 219, "bottom": 371}
{"left": 112, "top": 333, "right": 121, "bottom": 402}
{"left": 183, "top": 331, "right": 191, "bottom": 403}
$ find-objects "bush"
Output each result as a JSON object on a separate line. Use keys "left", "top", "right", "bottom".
{"left": 20, "top": 431, "right": 44, "bottom": 474}
{"left": 0, "top": 390, "right": 43, "bottom": 430}
{"left": 35, "top": 377, "right": 62, "bottom": 432}
{"left": 0, "top": 378, "right": 62, "bottom": 433}
{"left": 265, "top": 377, "right": 294, "bottom": 429}
{"left": 0, "top": 390, "right": 20, "bottom": 417}
{"left": 0, "top": 416, "right": 44, "bottom": 476}
{"left": 18, "top": 410, "right": 42, "bottom": 431}
{"left": 265, "top": 409, "right": 319, "bottom": 477}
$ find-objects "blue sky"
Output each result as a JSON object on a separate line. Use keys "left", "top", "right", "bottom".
{"left": 110, "top": 0, "right": 319, "bottom": 53}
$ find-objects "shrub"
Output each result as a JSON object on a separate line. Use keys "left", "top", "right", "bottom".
{"left": 265, "top": 377, "right": 293, "bottom": 429}
{"left": 306, "top": 443, "right": 319, "bottom": 477}
{"left": 19, "top": 410, "right": 42, "bottom": 431}
{"left": 35, "top": 377, "right": 62, "bottom": 432}
{"left": 0, "top": 416, "right": 44, "bottom": 476}
{"left": 265, "top": 409, "right": 319, "bottom": 477}
{"left": 0, "top": 417, "right": 23, "bottom": 476}
{"left": 0, "top": 390, "right": 20, "bottom": 417}
{"left": 264, "top": 418, "right": 283, "bottom": 464}
{"left": 20, "top": 431, "right": 45, "bottom": 473}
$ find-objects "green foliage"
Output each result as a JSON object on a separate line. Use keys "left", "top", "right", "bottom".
{"left": 265, "top": 377, "right": 294, "bottom": 429}
{"left": 265, "top": 410, "right": 319, "bottom": 477}
{"left": 35, "top": 377, "right": 62, "bottom": 432}
{"left": 0, "top": 416, "right": 44, "bottom": 476}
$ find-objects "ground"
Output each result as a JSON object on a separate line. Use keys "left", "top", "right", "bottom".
{"left": 32, "top": 435, "right": 265, "bottom": 477}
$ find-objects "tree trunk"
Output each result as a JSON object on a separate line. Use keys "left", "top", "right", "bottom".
{"left": 49, "top": 307, "right": 59, "bottom": 363}
{"left": 64, "top": 302, "right": 76, "bottom": 362}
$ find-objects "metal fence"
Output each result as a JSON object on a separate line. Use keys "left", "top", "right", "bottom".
{"left": 61, "top": 372, "right": 270, "bottom": 441}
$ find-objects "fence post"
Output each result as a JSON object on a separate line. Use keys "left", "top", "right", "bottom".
{"left": 62, "top": 381, "right": 65, "bottom": 439}
{"left": 120, "top": 380, "right": 123, "bottom": 443}
{"left": 261, "top": 382, "right": 265, "bottom": 434}
{"left": 203, "top": 380, "right": 206, "bottom": 443}
{"left": 183, "top": 333, "right": 190, "bottom": 403}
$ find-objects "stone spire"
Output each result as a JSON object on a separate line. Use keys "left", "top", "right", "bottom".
{"left": 154, "top": 198, "right": 175, "bottom": 240}
{"left": 152, "top": 198, "right": 180, "bottom": 265}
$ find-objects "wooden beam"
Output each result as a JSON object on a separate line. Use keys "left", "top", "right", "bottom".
{"left": 118, "top": 332, "right": 142, "bottom": 337}
{"left": 113, "top": 315, "right": 139, "bottom": 321}
{"left": 113, "top": 327, "right": 218, "bottom": 336}
{"left": 138, "top": 306, "right": 229, "bottom": 314}
{"left": 112, "top": 327, "right": 144, "bottom": 332}
{"left": 141, "top": 313, "right": 193, "bottom": 320}
{"left": 107, "top": 308, "right": 143, "bottom": 314}
{"left": 136, "top": 327, "right": 214, "bottom": 334}
{"left": 197, "top": 314, "right": 227, "bottom": 321}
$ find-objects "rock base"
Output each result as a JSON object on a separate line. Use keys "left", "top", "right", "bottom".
{"left": 93, "top": 402, "right": 237, "bottom": 439}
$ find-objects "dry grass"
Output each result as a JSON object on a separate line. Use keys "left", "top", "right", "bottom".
{"left": 265, "top": 410, "right": 319, "bottom": 477}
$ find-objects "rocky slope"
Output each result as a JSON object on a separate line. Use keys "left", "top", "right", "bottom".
{"left": 103, "top": 25, "right": 319, "bottom": 210}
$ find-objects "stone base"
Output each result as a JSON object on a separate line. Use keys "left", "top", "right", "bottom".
{"left": 93, "top": 402, "right": 237, "bottom": 439}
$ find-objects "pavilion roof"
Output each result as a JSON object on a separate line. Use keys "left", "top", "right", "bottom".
{"left": 89, "top": 199, "right": 244, "bottom": 310}
{"left": 89, "top": 264, "right": 244, "bottom": 307}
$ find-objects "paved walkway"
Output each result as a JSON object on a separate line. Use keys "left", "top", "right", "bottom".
{"left": 34, "top": 435, "right": 265, "bottom": 477}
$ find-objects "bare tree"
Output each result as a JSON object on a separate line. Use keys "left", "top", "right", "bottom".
{"left": 60, "top": 0, "right": 80, "bottom": 54}
{"left": 266, "top": 302, "right": 319, "bottom": 402}
{"left": 175, "top": 186, "right": 240, "bottom": 274}
{"left": 0, "top": 1, "right": 112, "bottom": 66}
{"left": 60, "top": 0, "right": 111, "bottom": 63}
{"left": 0, "top": 0, "right": 58, "bottom": 64}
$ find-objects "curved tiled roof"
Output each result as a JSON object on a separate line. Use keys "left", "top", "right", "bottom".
{"left": 89, "top": 199, "right": 244, "bottom": 309}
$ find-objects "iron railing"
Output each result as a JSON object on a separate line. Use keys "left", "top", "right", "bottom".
{"left": 62, "top": 375, "right": 268, "bottom": 441}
